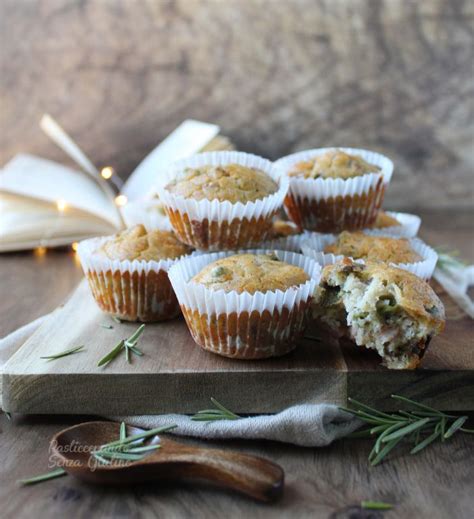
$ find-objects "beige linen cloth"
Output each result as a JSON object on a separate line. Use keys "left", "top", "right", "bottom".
{"left": 0, "top": 315, "right": 359, "bottom": 447}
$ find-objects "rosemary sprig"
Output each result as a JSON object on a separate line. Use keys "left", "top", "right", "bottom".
{"left": 97, "top": 324, "right": 146, "bottom": 367}
{"left": 192, "top": 397, "right": 241, "bottom": 421}
{"left": 435, "top": 247, "right": 466, "bottom": 273}
{"left": 20, "top": 468, "right": 67, "bottom": 486}
{"left": 40, "top": 345, "right": 85, "bottom": 361}
{"left": 92, "top": 423, "right": 177, "bottom": 465}
{"left": 100, "top": 324, "right": 114, "bottom": 329}
{"left": 342, "top": 395, "right": 474, "bottom": 466}
{"left": 361, "top": 500, "right": 393, "bottom": 510}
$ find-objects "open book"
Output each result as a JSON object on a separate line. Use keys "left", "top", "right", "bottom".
{"left": 0, "top": 120, "right": 233, "bottom": 252}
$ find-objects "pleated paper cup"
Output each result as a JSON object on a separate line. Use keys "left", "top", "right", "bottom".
{"left": 77, "top": 237, "right": 190, "bottom": 322}
{"left": 157, "top": 151, "right": 289, "bottom": 251}
{"left": 300, "top": 233, "right": 438, "bottom": 280}
{"left": 168, "top": 250, "right": 321, "bottom": 359}
{"left": 365, "top": 211, "right": 421, "bottom": 238}
{"left": 275, "top": 148, "right": 393, "bottom": 233}
{"left": 257, "top": 233, "right": 308, "bottom": 252}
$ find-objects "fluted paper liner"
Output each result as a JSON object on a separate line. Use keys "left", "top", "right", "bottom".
{"left": 168, "top": 250, "right": 321, "bottom": 359}
{"left": 121, "top": 199, "right": 172, "bottom": 231}
{"left": 157, "top": 151, "right": 289, "bottom": 251}
{"left": 275, "top": 147, "right": 393, "bottom": 233}
{"left": 77, "top": 236, "right": 189, "bottom": 322}
{"left": 364, "top": 211, "right": 421, "bottom": 238}
{"left": 300, "top": 233, "right": 437, "bottom": 280}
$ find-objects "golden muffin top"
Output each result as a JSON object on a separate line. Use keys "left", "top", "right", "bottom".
{"left": 324, "top": 231, "right": 422, "bottom": 264}
{"left": 165, "top": 164, "right": 278, "bottom": 203}
{"left": 321, "top": 258, "right": 445, "bottom": 330}
{"left": 191, "top": 253, "right": 309, "bottom": 294}
{"left": 373, "top": 211, "right": 400, "bottom": 228}
{"left": 97, "top": 225, "right": 191, "bottom": 261}
{"left": 289, "top": 150, "right": 380, "bottom": 180}
{"left": 271, "top": 219, "right": 300, "bottom": 238}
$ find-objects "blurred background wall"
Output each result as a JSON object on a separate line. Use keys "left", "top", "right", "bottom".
{"left": 1, "top": 0, "right": 473, "bottom": 211}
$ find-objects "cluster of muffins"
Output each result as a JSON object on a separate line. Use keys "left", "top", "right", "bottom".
{"left": 77, "top": 148, "right": 444, "bottom": 369}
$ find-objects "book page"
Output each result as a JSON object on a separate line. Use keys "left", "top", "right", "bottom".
{"left": 0, "top": 154, "right": 121, "bottom": 228}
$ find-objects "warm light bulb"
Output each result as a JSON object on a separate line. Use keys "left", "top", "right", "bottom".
{"left": 115, "top": 195, "right": 128, "bottom": 207}
{"left": 101, "top": 167, "right": 114, "bottom": 179}
{"left": 56, "top": 199, "right": 67, "bottom": 212}
{"left": 71, "top": 242, "right": 79, "bottom": 252}
{"left": 34, "top": 246, "right": 47, "bottom": 257}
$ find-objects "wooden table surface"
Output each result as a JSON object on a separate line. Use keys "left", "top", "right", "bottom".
{"left": 1, "top": 210, "right": 473, "bottom": 519}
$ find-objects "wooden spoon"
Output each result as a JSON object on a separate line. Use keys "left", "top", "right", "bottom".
{"left": 50, "top": 421, "right": 284, "bottom": 502}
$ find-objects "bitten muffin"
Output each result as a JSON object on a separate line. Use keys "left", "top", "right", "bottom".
{"left": 158, "top": 152, "right": 288, "bottom": 251}
{"left": 192, "top": 253, "right": 309, "bottom": 293}
{"left": 289, "top": 150, "right": 380, "bottom": 180}
{"left": 78, "top": 225, "right": 192, "bottom": 322}
{"left": 169, "top": 251, "right": 319, "bottom": 359}
{"left": 165, "top": 164, "right": 278, "bottom": 203}
{"left": 373, "top": 211, "right": 400, "bottom": 228}
{"left": 276, "top": 147, "right": 393, "bottom": 233}
{"left": 314, "top": 259, "right": 445, "bottom": 369}
{"left": 324, "top": 231, "right": 422, "bottom": 264}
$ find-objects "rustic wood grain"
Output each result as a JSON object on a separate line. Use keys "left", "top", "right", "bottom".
{"left": 1, "top": 0, "right": 473, "bottom": 211}
{"left": 0, "top": 211, "right": 473, "bottom": 518}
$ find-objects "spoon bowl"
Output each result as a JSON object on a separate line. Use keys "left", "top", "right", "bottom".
{"left": 51, "top": 421, "right": 284, "bottom": 502}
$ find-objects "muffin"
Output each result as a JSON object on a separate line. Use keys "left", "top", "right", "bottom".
{"left": 324, "top": 231, "right": 422, "bottom": 264}
{"left": 77, "top": 225, "right": 192, "bottom": 322}
{"left": 275, "top": 148, "right": 393, "bottom": 233}
{"left": 168, "top": 251, "right": 321, "bottom": 359}
{"left": 301, "top": 231, "right": 438, "bottom": 280}
{"left": 367, "top": 210, "right": 421, "bottom": 238}
{"left": 157, "top": 151, "right": 288, "bottom": 251}
{"left": 313, "top": 258, "right": 445, "bottom": 369}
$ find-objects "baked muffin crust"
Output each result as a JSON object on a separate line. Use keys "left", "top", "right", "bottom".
{"left": 165, "top": 164, "right": 278, "bottom": 203}
{"left": 97, "top": 224, "right": 191, "bottom": 262}
{"left": 373, "top": 211, "right": 400, "bottom": 228}
{"left": 324, "top": 231, "right": 422, "bottom": 264}
{"left": 191, "top": 253, "right": 309, "bottom": 294}
{"left": 289, "top": 150, "right": 380, "bottom": 180}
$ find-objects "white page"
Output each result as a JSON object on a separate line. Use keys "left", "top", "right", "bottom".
{"left": 0, "top": 154, "right": 121, "bottom": 228}
{"left": 122, "top": 119, "right": 220, "bottom": 200}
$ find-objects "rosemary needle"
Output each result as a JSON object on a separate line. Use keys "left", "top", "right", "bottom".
{"left": 361, "top": 500, "right": 393, "bottom": 510}
{"left": 97, "top": 340, "right": 125, "bottom": 367}
{"left": 100, "top": 324, "right": 114, "bottom": 329}
{"left": 20, "top": 468, "right": 67, "bottom": 486}
{"left": 40, "top": 345, "right": 85, "bottom": 361}
{"left": 192, "top": 398, "right": 241, "bottom": 421}
{"left": 97, "top": 324, "right": 147, "bottom": 367}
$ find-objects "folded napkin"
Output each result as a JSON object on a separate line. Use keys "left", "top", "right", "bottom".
{"left": 0, "top": 315, "right": 359, "bottom": 447}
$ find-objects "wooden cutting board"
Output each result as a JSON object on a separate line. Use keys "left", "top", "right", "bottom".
{"left": 2, "top": 279, "right": 473, "bottom": 415}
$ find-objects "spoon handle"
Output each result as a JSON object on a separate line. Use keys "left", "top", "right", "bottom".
{"left": 163, "top": 446, "right": 284, "bottom": 502}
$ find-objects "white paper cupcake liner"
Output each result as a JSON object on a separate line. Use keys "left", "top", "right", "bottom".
{"left": 300, "top": 233, "right": 437, "bottom": 280}
{"left": 77, "top": 236, "right": 189, "bottom": 322}
{"left": 257, "top": 233, "right": 308, "bottom": 252}
{"left": 274, "top": 147, "right": 394, "bottom": 232}
{"left": 121, "top": 199, "right": 172, "bottom": 231}
{"left": 156, "top": 151, "right": 289, "bottom": 250}
{"left": 168, "top": 250, "right": 321, "bottom": 359}
{"left": 364, "top": 211, "right": 421, "bottom": 238}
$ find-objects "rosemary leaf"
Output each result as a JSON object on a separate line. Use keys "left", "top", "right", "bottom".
{"left": 191, "top": 398, "right": 241, "bottom": 422}
{"left": 361, "top": 500, "right": 393, "bottom": 510}
{"left": 112, "top": 317, "right": 122, "bottom": 323}
{"left": 125, "top": 324, "right": 146, "bottom": 346}
{"left": 129, "top": 345, "right": 143, "bottom": 356}
{"left": 444, "top": 416, "right": 468, "bottom": 439}
{"left": 381, "top": 418, "right": 431, "bottom": 443}
{"left": 97, "top": 340, "right": 125, "bottom": 367}
{"left": 410, "top": 429, "right": 441, "bottom": 454}
{"left": 371, "top": 436, "right": 404, "bottom": 466}
{"left": 100, "top": 424, "right": 177, "bottom": 450}
{"left": 19, "top": 468, "right": 67, "bottom": 485}
{"left": 120, "top": 422, "right": 126, "bottom": 441}
{"left": 100, "top": 324, "right": 114, "bottom": 329}
{"left": 40, "top": 345, "right": 85, "bottom": 361}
